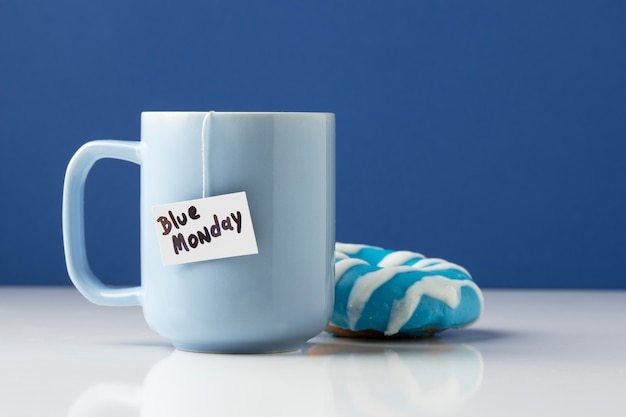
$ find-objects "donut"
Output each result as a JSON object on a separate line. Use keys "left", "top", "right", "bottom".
{"left": 327, "top": 243, "right": 484, "bottom": 337}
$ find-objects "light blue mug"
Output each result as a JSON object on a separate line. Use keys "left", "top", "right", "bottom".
{"left": 63, "top": 111, "right": 335, "bottom": 353}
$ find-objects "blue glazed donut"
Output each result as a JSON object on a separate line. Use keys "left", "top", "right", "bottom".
{"left": 327, "top": 243, "right": 484, "bottom": 337}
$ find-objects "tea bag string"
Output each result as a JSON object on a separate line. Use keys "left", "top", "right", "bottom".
{"left": 201, "top": 111, "right": 214, "bottom": 199}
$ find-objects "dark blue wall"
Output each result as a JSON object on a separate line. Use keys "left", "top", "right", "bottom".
{"left": 1, "top": 1, "right": 625, "bottom": 288}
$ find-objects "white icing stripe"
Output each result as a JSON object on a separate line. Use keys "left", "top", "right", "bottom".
{"left": 346, "top": 266, "right": 416, "bottom": 328}
{"left": 411, "top": 258, "right": 447, "bottom": 268}
{"left": 385, "top": 277, "right": 483, "bottom": 335}
{"left": 334, "top": 258, "right": 370, "bottom": 284}
{"left": 410, "top": 258, "right": 472, "bottom": 277}
{"left": 377, "top": 250, "right": 425, "bottom": 267}
{"left": 335, "top": 243, "right": 380, "bottom": 255}
{"left": 420, "top": 263, "right": 472, "bottom": 277}
{"left": 335, "top": 250, "right": 349, "bottom": 260}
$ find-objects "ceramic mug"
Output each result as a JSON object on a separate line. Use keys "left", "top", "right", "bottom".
{"left": 63, "top": 111, "right": 335, "bottom": 353}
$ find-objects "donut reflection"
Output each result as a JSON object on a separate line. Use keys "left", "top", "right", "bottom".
{"left": 306, "top": 334, "right": 484, "bottom": 415}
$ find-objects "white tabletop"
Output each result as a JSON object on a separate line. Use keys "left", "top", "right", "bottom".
{"left": 1, "top": 287, "right": 625, "bottom": 417}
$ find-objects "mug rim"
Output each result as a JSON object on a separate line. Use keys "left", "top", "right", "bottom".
{"left": 141, "top": 111, "right": 334, "bottom": 116}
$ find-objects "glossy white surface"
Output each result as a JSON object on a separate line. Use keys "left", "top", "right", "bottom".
{"left": 1, "top": 287, "right": 625, "bottom": 417}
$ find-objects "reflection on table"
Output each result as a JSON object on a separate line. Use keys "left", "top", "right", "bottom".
{"left": 5, "top": 289, "right": 624, "bottom": 417}
{"left": 68, "top": 334, "right": 483, "bottom": 417}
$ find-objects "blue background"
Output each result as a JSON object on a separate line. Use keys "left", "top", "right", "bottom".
{"left": 1, "top": 1, "right": 625, "bottom": 288}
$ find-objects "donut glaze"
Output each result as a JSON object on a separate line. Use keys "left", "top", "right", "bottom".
{"left": 328, "top": 243, "right": 484, "bottom": 337}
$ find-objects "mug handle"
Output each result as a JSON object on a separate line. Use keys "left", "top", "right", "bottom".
{"left": 63, "top": 140, "right": 143, "bottom": 306}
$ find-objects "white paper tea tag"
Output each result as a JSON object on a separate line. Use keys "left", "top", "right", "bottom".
{"left": 152, "top": 192, "right": 258, "bottom": 266}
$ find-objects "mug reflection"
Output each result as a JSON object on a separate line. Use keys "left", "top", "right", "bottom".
{"left": 69, "top": 335, "right": 483, "bottom": 417}
{"left": 141, "top": 350, "right": 332, "bottom": 417}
